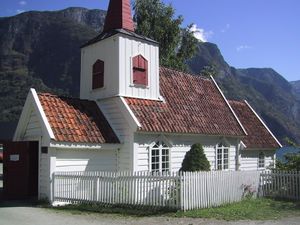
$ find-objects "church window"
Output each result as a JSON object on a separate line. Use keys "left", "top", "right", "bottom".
{"left": 92, "top": 60, "right": 104, "bottom": 89}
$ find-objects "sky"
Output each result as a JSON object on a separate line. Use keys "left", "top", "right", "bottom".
{"left": 0, "top": 0, "right": 299, "bottom": 81}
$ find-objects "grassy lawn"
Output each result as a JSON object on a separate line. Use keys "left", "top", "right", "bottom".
{"left": 175, "top": 198, "right": 300, "bottom": 221}
{"left": 49, "top": 198, "right": 300, "bottom": 221}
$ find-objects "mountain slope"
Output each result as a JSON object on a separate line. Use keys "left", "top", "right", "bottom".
{"left": 291, "top": 80, "right": 300, "bottom": 100}
{"left": 0, "top": 8, "right": 105, "bottom": 122}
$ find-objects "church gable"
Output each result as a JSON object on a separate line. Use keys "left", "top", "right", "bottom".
{"left": 14, "top": 88, "right": 55, "bottom": 145}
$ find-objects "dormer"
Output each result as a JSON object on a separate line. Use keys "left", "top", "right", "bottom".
{"left": 80, "top": 0, "right": 160, "bottom": 101}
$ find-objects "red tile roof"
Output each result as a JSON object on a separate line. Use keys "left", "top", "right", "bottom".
{"left": 229, "top": 100, "right": 281, "bottom": 149}
{"left": 125, "top": 67, "right": 246, "bottom": 136}
{"left": 103, "top": 0, "right": 134, "bottom": 33}
{"left": 38, "top": 93, "right": 119, "bottom": 144}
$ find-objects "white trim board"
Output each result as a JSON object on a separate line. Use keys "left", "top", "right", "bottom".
{"left": 210, "top": 76, "right": 248, "bottom": 136}
{"left": 50, "top": 141, "right": 122, "bottom": 150}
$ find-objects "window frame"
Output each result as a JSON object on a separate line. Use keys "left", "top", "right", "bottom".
{"left": 132, "top": 54, "right": 148, "bottom": 87}
{"left": 216, "top": 144, "right": 230, "bottom": 171}
{"left": 92, "top": 59, "right": 104, "bottom": 90}
{"left": 258, "top": 152, "right": 265, "bottom": 169}
{"left": 149, "top": 141, "right": 170, "bottom": 173}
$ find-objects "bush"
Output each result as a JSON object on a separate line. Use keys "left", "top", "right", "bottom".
{"left": 180, "top": 143, "right": 210, "bottom": 172}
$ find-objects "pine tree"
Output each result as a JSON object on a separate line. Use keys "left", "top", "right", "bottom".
{"left": 180, "top": 143, "right": 211, "bottom": 172}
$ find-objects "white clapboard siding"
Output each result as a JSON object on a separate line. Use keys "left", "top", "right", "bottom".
{"left": 260, "top": 170, "right": 300, "bottom": 201}
{"left": 240, "top": 150, "right": 275, "bottom": 171}
{"left": 55, "top": 149, "right": 117, "bottom": 172}
{"left": 134, "top": 133, "right": 239, "bottom": 172}
{"left": 98, "top": 98, "right": 133, "bottom": 171}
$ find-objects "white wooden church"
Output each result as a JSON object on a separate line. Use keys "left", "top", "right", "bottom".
{"left": 13, "top": 0, "right": 281, "bottom": 201}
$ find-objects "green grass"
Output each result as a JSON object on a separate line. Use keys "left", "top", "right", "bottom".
{"left": 47, "top": 203, "right": 176, "bottom": 217}
{"left": 48, "top": 198, "right": 300, "bottom": 221}
{"left": 175, "top": 198, "right": 300, "bottom": 221}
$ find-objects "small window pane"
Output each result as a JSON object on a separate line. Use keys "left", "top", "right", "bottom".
{"left": 150, "top": 141, "right": 169, "bottom": 173}
{"left": 258, "top": 152, "right": 265, "bottom": 168}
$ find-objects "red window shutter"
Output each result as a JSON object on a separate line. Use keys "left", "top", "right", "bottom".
{"left": 92, "top": 60, "right": 104, "bottom": 89}
{"left": 132, "top": 55, "right": 148, "bottom": 86}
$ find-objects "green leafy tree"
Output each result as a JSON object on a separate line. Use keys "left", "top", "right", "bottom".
{"left": 133, "top": 0, "right": 198, "bottom": 71}
{"left": 180, "top": 143, "right": 210, "bottom": 172}
{"left": 277, "top": 137, "right": 300, "bottom": 171}
{"left": 277, "top": 153, "right": 300, "bottom": 171}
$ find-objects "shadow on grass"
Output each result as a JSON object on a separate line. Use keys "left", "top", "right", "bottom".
{"left": 49, "top": 203, "right": 177, "bottom": 217}
{"left": 266, "top": 197, "right": 300, "bottom": 211}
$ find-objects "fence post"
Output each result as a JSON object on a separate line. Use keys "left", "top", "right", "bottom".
{"left": 51, "top": 172, "right": 55, "bottom": 204}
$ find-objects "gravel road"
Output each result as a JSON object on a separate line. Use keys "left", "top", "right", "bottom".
{"left": 0, "top": 203, "right": 299, "bottom": 225}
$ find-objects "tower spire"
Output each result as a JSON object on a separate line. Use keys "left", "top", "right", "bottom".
{"left": 103, "top": 0, "right": 135, "bottom": 33}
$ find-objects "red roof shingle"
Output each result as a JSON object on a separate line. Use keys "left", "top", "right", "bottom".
{"left": 38, "top": 93, "right": 119, "bottom": 144}
{"left": 229, "top": 100, "right": 281, "bottom": 149}
{"left": 125, "top": 67, "right": 246, "bottom": 136}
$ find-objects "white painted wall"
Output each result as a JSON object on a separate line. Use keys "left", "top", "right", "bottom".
{"left": 118, "top": 35, "right": 160, "bottom": 100}
{"left": 97, "top": 97, "right": 135, "bottom": 171}
{"left": 80, "top": 36, "right": 119, "bottom": 100}
{"left": 134, "top": 133, "right": 240, "bottom": 172}
{"left": 55, "top": 148, "right": 118, "bottom": 172}
{"left": 239, "top": 150, "right": 275, "bottom": 171}
{"left": 80, "top": 34, "right": 160, "bottom": 101}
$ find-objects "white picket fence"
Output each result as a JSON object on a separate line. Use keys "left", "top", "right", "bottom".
{"left": 260, "top": 170, "right": 300, "bottom": 200}
{"left": 53, "top": 170, "right": 261, "bottom": 210}
{"left": 181, "top": 171, "right": 260, "bottom": 210}
{"left": 53, "top": 171, "right": 181, "bottom": 208}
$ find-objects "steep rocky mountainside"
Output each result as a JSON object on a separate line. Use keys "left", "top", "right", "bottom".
{"left": 291, "top": 80, "right": 300, "bottom": 100}
{"left": 0, "top": 8, "right": 104, "bottom": 121}
{"left": 0, "top": 8, "right": 299, "bottom": 144}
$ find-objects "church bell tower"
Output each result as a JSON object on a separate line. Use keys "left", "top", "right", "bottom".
{"left": 80, "top": 0, "right": 160, "bottom": 101}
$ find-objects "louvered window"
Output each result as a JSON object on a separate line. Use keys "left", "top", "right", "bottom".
{"left": 133, "top": 55, "right": 148, "bottom": 86}
{"left": 92, "top": 60, "right": 104, "bottom": 89}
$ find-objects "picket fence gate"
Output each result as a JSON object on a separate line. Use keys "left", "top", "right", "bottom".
{"left": 53, "top": 170, "right": 261, "bottom": 210}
